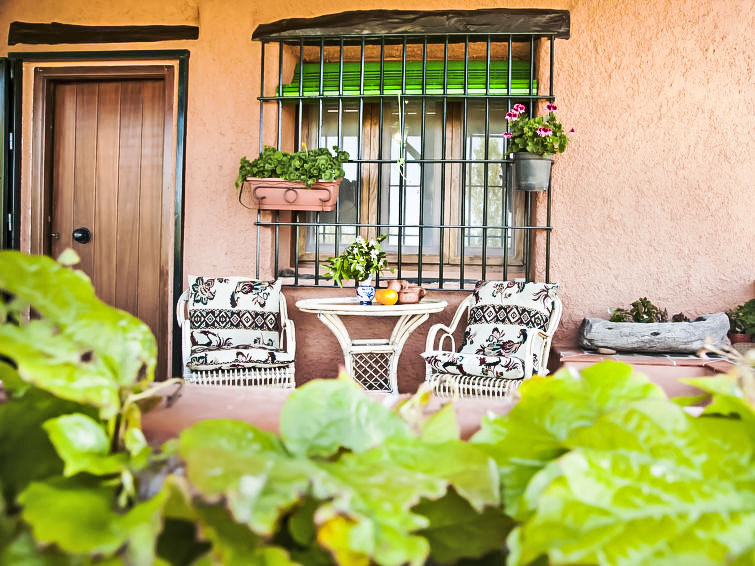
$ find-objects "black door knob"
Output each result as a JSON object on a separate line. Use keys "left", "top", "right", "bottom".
{"left": 72, "top": 227, "right": 91, "bottom": 244}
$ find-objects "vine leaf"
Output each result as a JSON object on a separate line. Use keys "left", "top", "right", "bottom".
{"left": 43, "top": 413, "right": 129, "bottom": 477}
{"left": 280, "top": 378, "right": 411, "bottom": 458}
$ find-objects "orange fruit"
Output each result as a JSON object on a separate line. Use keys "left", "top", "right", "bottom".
{"left": 375, "top": 288, "right": 399, "bottom": 305}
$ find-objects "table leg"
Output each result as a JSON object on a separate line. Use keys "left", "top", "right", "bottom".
{"left": 316, "top": 312, "right": 355, "bottom": 376}
{"left": 386, "top": 313, "right": 430, "bottom": 393}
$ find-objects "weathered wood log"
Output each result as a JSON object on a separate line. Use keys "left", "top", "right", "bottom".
{"left": 578, "top": 313, "right": 730, "bottom": 354}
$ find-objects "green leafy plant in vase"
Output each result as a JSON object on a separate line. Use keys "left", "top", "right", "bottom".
{"left": 505, "top": 102, "right": 571, "bottom": 191}
{"left": 324, "top": 234, "right": 392, "bottom": 304}
{"left": 728, "top": 298, "right": 755, "bottom": 342}
{"left": 235, "top": 145, "right": 350, "bottom": 212}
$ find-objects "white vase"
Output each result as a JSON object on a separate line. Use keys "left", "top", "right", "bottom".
{"left": 356, "top": 275, "right": 375, "bottom": 305}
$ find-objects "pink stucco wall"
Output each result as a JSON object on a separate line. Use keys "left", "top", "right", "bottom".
{"left": 2, "top": 0, "right": 753, "bottom": 391}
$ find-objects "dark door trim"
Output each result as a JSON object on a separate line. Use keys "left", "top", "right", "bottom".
{"left": 6, "top": 50, "right": 189, "bottom": 377}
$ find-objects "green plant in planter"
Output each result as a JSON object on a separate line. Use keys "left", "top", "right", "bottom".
{"left": 235, "top": 145, "right": 350, "bottom": 189}
{"left": 609, "top": 297, "right": 670, "bottom": 323}
{"left": 504, "top": 103, "right": 570, "bottom": 156}
{"left": 728, "top": 299, "right": 755, "bottom": 335}
{"left": 323, "top": 234, "right": 392, "bottom": 287}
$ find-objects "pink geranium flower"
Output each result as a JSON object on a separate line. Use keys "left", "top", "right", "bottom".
{"left": 536, "top": 127, "right": 553, "bottom": 137}
{"left": 545, "top": 103, "right": 558, "bottom": 112}
{"left": 513, "top": 103, "right": 526, "bottom": 113}
{"left": 569, "top": 128, "right": 575, "bottom": 133}
{"left": 505, "top": 111, "right": 518, "bottom": 122}
{"left": 503, "top": 132, "right": 513, "bottom": 139}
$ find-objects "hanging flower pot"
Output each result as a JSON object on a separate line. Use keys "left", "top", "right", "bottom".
{"left": 242, "top": 178, "right": 341, "bottom": 212}
{"left": 512, "top": 152, "right": 553, "bottom": 192}
{"left": 504, "top": 102, "right": 571, "bottom": 193}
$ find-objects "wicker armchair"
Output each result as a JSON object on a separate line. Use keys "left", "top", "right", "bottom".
{"left": 176, "top": 276, "right": 295, "bottom": 388}
{"left": 423, "top": 281, "right": 562, "bottom": 398}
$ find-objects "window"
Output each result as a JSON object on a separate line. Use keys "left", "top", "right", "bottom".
{"left": 252, "top": 13, "right": 565, "bottom": 288}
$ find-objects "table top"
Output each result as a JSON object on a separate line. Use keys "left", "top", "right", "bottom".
{"left": 296, "top": 296, "right": 448, "bottom": 316}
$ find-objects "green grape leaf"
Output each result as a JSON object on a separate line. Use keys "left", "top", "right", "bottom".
{"left": 510, "top": 399, "right": 755, "bottom": 566}
{"left": 419, "top": 402, "right": 460, "bottom": 443}
{"left": 0, "top": 361, "right": 30, "bottom": 398}
{"left": 681, "top": 375, "right": 755, "bottom": 426}
{"left": 0, "top": 320, "right": 122, "bottom": 417}
{"left": 194, "top": 504, "right": 297, "bottom": 566}
{"left": 280, "top": 378, "right": 411, "bottom": 458}
{"left": 19, "top": 477, "right": 166, "bottom": 564}
{"left": 0, "top": 251, "right": 156, "bottom": 410}
{"left": 43, "top": 413, "right": 128, "bottom": 477}
{"left": 0, "top": 530, "right": 77, "bottom": 566}
{"left": 472, "top": 361, "right": 666, "bottom": 519}
{"left": 179, "top": 419, "right": 315, "bottom": 537}
{"left": 376, "top": 438, "right": 499, "bottom": 511}
{"left": 414, "top": 490, "right": 513, "bottom": 565}
{"left": 0, "top": 387, "right": 92, "bottom": 502}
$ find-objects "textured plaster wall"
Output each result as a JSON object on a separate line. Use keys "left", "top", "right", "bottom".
{"left": 2, "top": 0, "right": 753, "bottom": 391}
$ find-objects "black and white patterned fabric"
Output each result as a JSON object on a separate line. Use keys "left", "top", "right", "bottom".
{"left": 459, "top": 280, "right": 559, "bottom": 362}
{"left": 421, "top": 351, "right": 525, "bottom": 380}
{"left": 187, "top": 276, "right": 287, "bottom": 370}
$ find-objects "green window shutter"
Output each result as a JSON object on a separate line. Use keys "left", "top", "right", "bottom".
{"left": 278, "top": 60, "right": 536, "bottom": 97}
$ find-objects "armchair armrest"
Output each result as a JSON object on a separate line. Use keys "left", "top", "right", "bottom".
{"left": 424, "top": 295, "right": 473, "bottom": 353}
{"left": 282, "top": 319, "right": 296, "bottom": 355}
{"left": 515, "top": 329, "right": 552, "bottom": 378}
{"left": 425, "top": 323, "right": 456, "bottom": 353}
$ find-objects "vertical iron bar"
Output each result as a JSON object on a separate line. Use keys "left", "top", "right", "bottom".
{"left": 546, "top": 179, "right": 552, "bottom": 283}
{"left": 277, "top": 42, "right": 284, "bottom": 149}
{"left": 314, "top": 211, "right": 321, "bottom": 285}
{"left": 529, "top": 36, "right": 534, "bottom": 115}
{"left": 459, "top": 36, "right": 469, "bottom": 289}
{"left": 546, "top": 37, "right": 555, "bottom": 282}
{"left": 256, "top": 209, "right": 261, "bottom": 279}
{"left": 549, "top": 36, "right": 555, "bottom": 98}
{"left": 357, "top": 39, "right": 365, "bottom": 239}
{"left": 316, "top": 40, "right": 325, "bottom": 285}
{"left": 506, "top": 34, "right": 516, "bottom": 280}
{"left": 274, "top": 210, "right": 280, "bottom": 277}
{"left": 376, "top": 39, "right": 385, "bottom": 267}
{"left": 503, "top": 162, "right": 510, "bottom": 280}
{"left": 257, "top": 41, "right": 265, "bottom": 282}
{"left": 335, "top": 39, "right": 344, "bottom": 260}
{"left": 258, "top": 41, "right": 265, "bottom": 153}
{"left": 294, "top": 212, "right": 300, "bottom": 285}
{"left": 418, "top": 36, "right": 427, "bottom": 286}
{"left": 481, "top": 35, "right": 491, "bottom": 281}
{"left": 525, "top": 192, "right": 531, "bottom": 281}
{"left": 438, "top": 37, "right": 448, "bottom": 289}
{"left": 397, "top": 37, "right": 407, "bottom": 281}
{"left": 297, "top": 39, "right": 304, "bottom": 151}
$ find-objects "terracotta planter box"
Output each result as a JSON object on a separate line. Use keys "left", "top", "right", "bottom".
{"left": 243, "top": 177, "right": 341, "bottom": 212}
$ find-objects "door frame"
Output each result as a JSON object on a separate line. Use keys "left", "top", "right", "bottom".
{"left": 7, "top": 50, "right": 189, "bottom": 376}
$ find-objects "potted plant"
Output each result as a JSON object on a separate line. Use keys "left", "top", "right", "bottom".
{"left": 727, "top": 299, "right": 755, "bottom": 344}
{"left": 505, "top": 102, "right": 570, "bottom": 191}
{"left": 324, "top": 234, "right": 391, "bottom": 305}
{"left": 235, "top": 145, "right": 349, "bottom": 211}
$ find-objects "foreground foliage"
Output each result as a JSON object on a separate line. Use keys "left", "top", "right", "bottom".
{"left": 0, "top": 250, "right": 754, "bottom": 566}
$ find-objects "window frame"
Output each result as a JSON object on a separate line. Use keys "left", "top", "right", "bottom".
{"left": 254, "top": 32, "right": 558, "bottom": 288}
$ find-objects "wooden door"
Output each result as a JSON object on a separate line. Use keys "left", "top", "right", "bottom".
{"left": 50, "top": 78, "right": 170, "bottom": 377}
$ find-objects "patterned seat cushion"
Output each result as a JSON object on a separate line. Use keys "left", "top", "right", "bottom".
{"left": 188, "top": 275, "right": 282, "bottom": 353}
{"left": 188, "top": 344, "right": 293, "bottom": 370}
{"left": 421, "top": 351, "right": 525, "bottom": 380}
{"left": 459, "top": 281, "right": 559, "bottom": 360}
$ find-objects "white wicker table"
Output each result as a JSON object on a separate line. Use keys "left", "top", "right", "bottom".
{"left": 296, "top": 297, "right": 448, "bottom": 393}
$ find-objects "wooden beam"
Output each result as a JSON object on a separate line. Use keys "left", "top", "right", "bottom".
{"left": 8, "top": 22, "right": 199, "bottom": 45}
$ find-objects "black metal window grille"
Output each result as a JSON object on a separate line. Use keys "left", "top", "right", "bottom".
{"left": 251, "top": 32, "right": 558, "bottom": 289}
